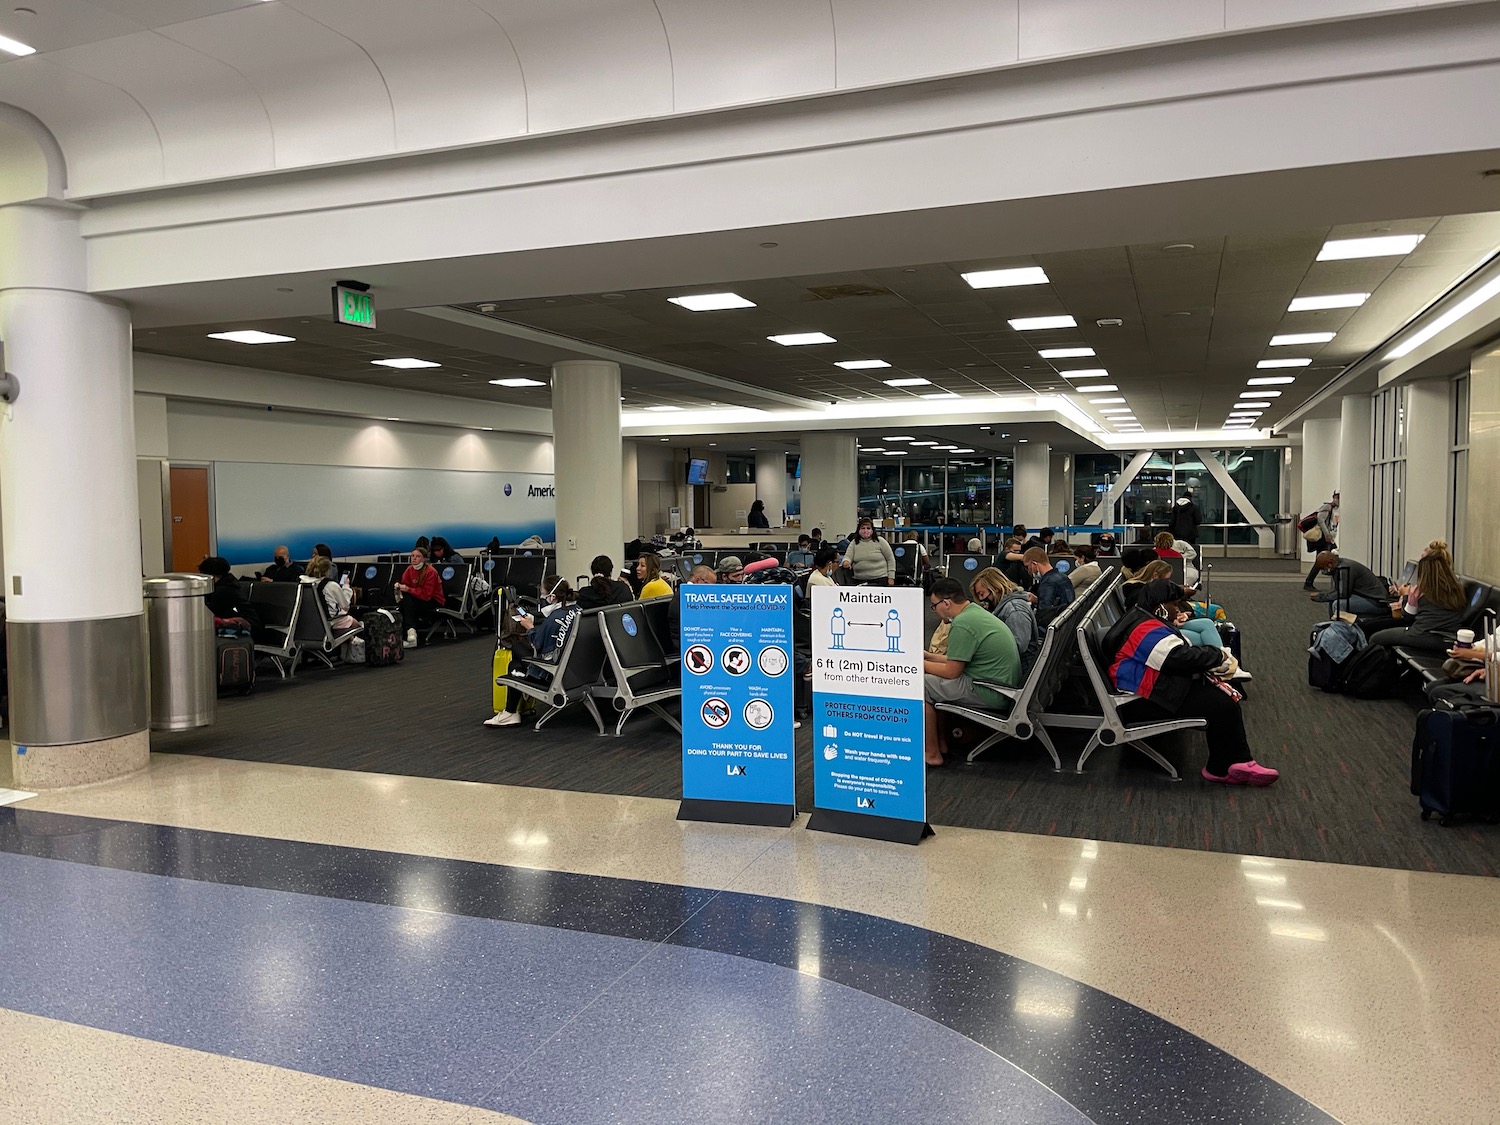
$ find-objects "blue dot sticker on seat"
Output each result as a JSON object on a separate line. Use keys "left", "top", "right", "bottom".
{"left": 964, "top": 558, "right": 978, "bottom": 571}
{"left": 622, "top": 614, "right": 638, "bottom": 637}
{"left": 485, "top": 559, "right": 494, "bottom": 571}
{"left": 365, "top": 566, "right": 377, "bottom": 578}
{"left": 442, "top": 566, "right": 455, "bottom": 580}
{"left": 895, "top": 547, "right": 906, "bottom": 557}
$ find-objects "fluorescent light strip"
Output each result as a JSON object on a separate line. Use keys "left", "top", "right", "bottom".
{"left": 372, "top": 357, "right": 441, "bottom": 369}
{"left": 1270, "top": 332, "right": 1335, "bottom": 346}
{"left": 1009, "top": 315, "right": 1077, "bottom": 331}
{"left": 1257, "top": 359, "right": 1311, "bottom": 369}
{"left": 882, "top": 450, "right": 909, "bottom": 456}
{"left": 767, "top": 332, "right": 836, "bottom": 346}
{"left": 0, "top": 33, "right": 35, "bottom": 56}
{"left": 1233, "top": 403, "right": 1268, "bottom": 410}
{"left": 1098, "top": 408, "right": 1133, "bottom": 415}
{"left": 950, "top": 448, "right": 977, "bottom": 453}
{"left": 835, "top": 359, "right": 891, "bottom": 370}
{"left": 1057, "top": 369, "right": 1107, "bottom": 379}
{"left": 1038, "top": 347, "right": 1095, "bottom": 359}
{"left": 909, "top": 441, "right": 939, "bottom": 446}
{"left": 963, "top": 266, "right": 1049, "bottom": 289}
{"left": 668, "top": 292, "right": 755, "bottom": 311}
{"left": 1317, "top": 234, "right": 1424, "bottom": 261}
{"left": 1385, "top": 274, "right": 1500, "bottom": 360}
{"left": 207, "top": 330, "right": 296, "bottom": 344}
{"left": 1240, "top": 389, "right": 1282, "bottom": 397}
{"left": 883, "top": 436, "right": 914, "bottom": 442}
{"left": 1288, "top": 293, "right": 1369, "bottom": 312}
{"left": 1248, "top": 376, "right": 1297, "bottom": 386}
{"left": 1090, "top": 397, "right": 1126, "bottom": 404}
{"left": 920, "top": 392, "right": 959, "bottom": 399}
{"left": 644, "top": 405, "right": 682, "bottom": 412}
{"left": 490, "top": 377, "right": 547, "bottom": 387}
{"left": 1075, "top": 383, "right": 1117, "bottom": 392}
{"left": 884, "top": 377, "right": 931, "bottom": 387}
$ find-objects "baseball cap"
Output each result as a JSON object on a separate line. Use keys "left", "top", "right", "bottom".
{"left": 716, "top": 555, "right": 744, "bottom": 574}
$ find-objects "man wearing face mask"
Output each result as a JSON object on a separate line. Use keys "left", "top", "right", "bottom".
{"left": 1100, "top": 578, "right": 1278, "bottom": 786}
{"left": 260, "top": 545, "right": 300, "bottom": 583}
{"left": 841, "top": 517, "right": 896, "bottom": 586}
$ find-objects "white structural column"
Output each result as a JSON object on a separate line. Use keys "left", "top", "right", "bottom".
{"left": 552, "top": 359, "right": 624, "bottom": 581}
{"left": 1300, "top": 418, "right": 1341, "bottom": 518}
{"left": 0, "top": 201, "right": 148, "bottom": 788}
{"left": 799, "top": 433, "right": 858, "bottom": 537}
{"left": 620, "top": 439, "right": 639, "bottom": 540}
{"left": 755, "top": 450, "right": 786, "bottom": 523}
{"left": 1013, "top": 442, "right": 1050, "bottom": 530}
{"left": 1048, "top": 453, "right": 1072, "bottom": 529}
{"left": 1402, "top": 379, "right": 1450, "bottom": 556}
{"left": 1337, "top": 395, "right": 1374, "bottom": 561}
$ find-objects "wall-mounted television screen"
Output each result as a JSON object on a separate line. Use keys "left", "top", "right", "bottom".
{"left": 686, "top": 457, "right": 710, "bottom": 486}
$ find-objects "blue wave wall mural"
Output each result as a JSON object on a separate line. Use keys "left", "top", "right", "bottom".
{"left": 213, "top": 462, "right": 557, "bottom": 565}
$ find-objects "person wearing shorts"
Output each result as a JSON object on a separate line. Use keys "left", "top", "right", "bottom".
{"left": 923, "top": 576, "right": 1020, "bottom": 767}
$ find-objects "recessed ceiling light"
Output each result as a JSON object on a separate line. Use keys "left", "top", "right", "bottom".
{"left": 1257, "top": 358, "right": 1311, "bottom": 368}
{"left": 1288, "top": 293, "right": 1369, "bottom": 312}
{"left": 1163, "top": 243, "right": 1196, "bottom": 253}
{"left": 932, "top": 445, "right": 961, "bottom": 451}
{"left": 882, "top": 450, "right": 909, "bottom": 456}
{"left": 1233, "top": 403, "right": 1268, "bottom": 410}
{"left": 920, "top": 392, "right": 959, "bottom": 399}
{"left": 1090, "top": 397, "right": 1126, "bottom": 404}
{"left": 1075, "top": 383, "right": 1118, "bottom": 392}
{"left": 373, "top": 358, "right": 441, "bottom": 369}
{"left": 1248, "top": 376, "right": 1297, "bottom": 385}
{"left": 1241, "top": 389, "right": 1282, "bottom": 398}
{"left": 644, "top": 405, "right": 682, "bottom": 412}
{"left": 835, "top": 359, "right": 892, "bottom": 370}
{"left": 1009, "top": 315, "right": 1077, "bottom": 331}
{"left": 481, "top": 426, "right": 494, "bottom": 431}
{"left": 860, "top": 448, "right": 887, "bottom": 454}
{"left": 909, "top": 441, "right": 940, "bottom": 446}
{"left": 768, "top": 332, "right": 836, "bottom": 346}
{"left": 950, "top": 447, "right": 977, "bottom": 453}
{"left": 1018, "top": 439, "right": 1029, "bottom": 443}
{"left": 1038, "top": 347, "right": 1095, "bottom": 359}
{"left": 0, "top": 33, "right": 35, "bottom": 57}
{"left": 962, "top": 266, "right": 1049, "bottom": 289}
{"left": 489, "top": 377, "right": 547, "bottom": 387}
{"left": 1317, "top": 234, "right": 1424, "bottom": 261}
{"left": 1099, "top": 408, "right": 1133, "bottom": 415}
{"left": 668, "top": 292, "right": 756, "bottom": 311}
{"left": 884, "top": 377, "right": 932, "bottom": 387}
{"left": 883, "top": 436, "right": 914, "bottom": 442}
{"left": 207, "top": 330, "right": 296, "bottom": 344}
{"left": 1057, "top": 369, "right": 1108, "bottom": 379}
{"left": 1270, "top": 332, "right": 1335, "bottom": 346}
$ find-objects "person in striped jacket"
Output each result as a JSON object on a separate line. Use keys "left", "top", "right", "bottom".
{"left": 1100, "top": 579, "right": 1279, "bottom": 787}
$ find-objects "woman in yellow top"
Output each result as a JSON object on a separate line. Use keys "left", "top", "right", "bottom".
{"left": 636, "top": 553, "right": 673, "bottom": 599}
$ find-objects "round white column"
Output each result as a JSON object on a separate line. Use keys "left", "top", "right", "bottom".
{"left": 1013, "top": 441, "right": 1051, "bottom": 529}
{"left": 552, "top": 359, "right": 624, "bottom": 582}
{"left": 754, "top": 450, "right": 786, "bottom": 523}
{"left": 1, "top": 202, "right": 148, "bottom": 788}
{"left": 798, "top": 433, "right": 857, "bottom": 537}
{"left": 1402, "top": 380, "right": 1450, "bottom": 558}
{"left": 1337, "top": 394, "right": 1373, "bottom": 561}
{"left": 621, "top": 439, "right": 640, "bottom": 540}
{"left": 1300, "top": 418, "right": 1341, "bottom": 518}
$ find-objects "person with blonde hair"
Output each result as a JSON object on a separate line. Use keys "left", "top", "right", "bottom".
{"left": 1369, "top": 540, "right": 1469, "bottom": 654}
{"left": 970, "top": 566, "right": 1040, "bottom": 676}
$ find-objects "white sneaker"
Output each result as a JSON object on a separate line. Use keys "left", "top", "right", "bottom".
{"left": 406, "top": 629, "right": 417, "bottom": 644}
{"left": 1232, "top": 667, "right": 1254, "bottom": 682}
{"left": 483, "top": 712, "right": 521, "bottom": 727}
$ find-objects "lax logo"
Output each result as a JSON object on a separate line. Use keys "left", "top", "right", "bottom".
{"left": 856, "top": 797, "right": 876, "bottom": 809}
{"left": 726, "top": 765, "right": 747, "bottom": 776}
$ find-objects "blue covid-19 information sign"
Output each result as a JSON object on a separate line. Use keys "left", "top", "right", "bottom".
{"left": 678, "top": 584, "right": 796, "bottom": 826}
{"left": 807, "top": 584, "right": 929, "bottom": 844}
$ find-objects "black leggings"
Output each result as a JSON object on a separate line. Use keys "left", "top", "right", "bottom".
{"left": 400, "top": 597, "right": 441, "bottom": 636}
{"left": 1129, "top": 679, "right": 1252, "bottom": 776}
{"left": 1367, "top": 626, "right": 1449, "bottom": 653}
{"left": 1305, "top": 536, "right": 1334, "bottom": 586}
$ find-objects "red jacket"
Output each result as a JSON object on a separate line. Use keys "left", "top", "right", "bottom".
{"left": 400, "top": 563, "right": 446, "bottom": 605}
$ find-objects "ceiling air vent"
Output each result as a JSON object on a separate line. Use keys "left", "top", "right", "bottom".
{"left": 805, "top": 284, "right": 892, "bottom": 300}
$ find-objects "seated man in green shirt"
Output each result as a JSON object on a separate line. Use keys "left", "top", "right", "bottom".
{"left": 923, "top": 576, "right": 1022, "bottom": 767}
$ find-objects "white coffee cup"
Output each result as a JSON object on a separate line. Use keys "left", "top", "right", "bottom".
{"left": 1456, "top": 629, "right": 1475, "bottom": 646}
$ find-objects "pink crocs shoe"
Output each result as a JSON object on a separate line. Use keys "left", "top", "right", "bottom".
{"left": 1202, "top": 761, "right": 1280, "bottom": 786}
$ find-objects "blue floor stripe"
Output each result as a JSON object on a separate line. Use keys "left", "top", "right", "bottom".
{"left": 0, "top": 807, "right": 1336, "bottom": 1125}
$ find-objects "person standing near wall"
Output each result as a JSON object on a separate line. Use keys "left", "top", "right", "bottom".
{"left": 1167, "top": 489, "right": 1201, "bottom": 548}
{"left": 1302, "top": 491, "right": 1340, "bottom": 591}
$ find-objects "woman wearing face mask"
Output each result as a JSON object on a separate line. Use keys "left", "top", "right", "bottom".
{"left": 841, "top": 517, "right": 896, "bottom": 586}
{"left": 394, "top": 546, "right": 446, "bottom": 648}
{"left": 1101, "top": 578, "right": 1278, "bottom": 786}
{"left": 485, "top": 577, "right": 579, "bottom": 728}
{"left": 969, "top": 567, "right": 1039, "bottom": 679}
{"left": 807, "top": 547, "right": 839, "bottom": 587}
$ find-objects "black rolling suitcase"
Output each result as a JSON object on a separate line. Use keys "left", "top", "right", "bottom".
{"left": 1215, "top": 621, "right": 1242, "bottom": 662}
{"left": 1411, "top": 707, "right": 1500, "bottom": 825}
{"left": 216, "top": 634, "right": 255, "bottom": 695}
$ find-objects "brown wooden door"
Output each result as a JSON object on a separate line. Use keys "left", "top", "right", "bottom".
{"left": 169, "top": 466, "right": 211, "bottom": 572}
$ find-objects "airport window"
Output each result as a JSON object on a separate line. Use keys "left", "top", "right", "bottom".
{"left": 857, "top": 456, "right": 1014, "bottom": 526}
{"left": 1369, "top": 386, "right": 1408, "bottom": 577}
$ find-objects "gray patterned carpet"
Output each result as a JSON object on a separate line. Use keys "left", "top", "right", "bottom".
{"left": 155, "top": 568, "right": 1500, "bottom": 877}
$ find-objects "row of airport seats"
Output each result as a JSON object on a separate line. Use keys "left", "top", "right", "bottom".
{"left": 941, "top": 551, "right": 1187, "bottom": 586}
{"left": 934, "top": 569, "right": 1211, "bottom": 779}
{"left": 499, "top": 595, "right": 681, "bottom": 737}
{"left": 231, "top": 579, "right": 363, "bottom": 679}
{"left": 1352, "top": 562, "right": 1500, "bottom": 686}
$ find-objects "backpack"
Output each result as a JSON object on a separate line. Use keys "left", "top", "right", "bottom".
{"left": 1341, "top": 643, "right": 1396, "bottom": 699}
{"left": 363, "top": 608, "right": 404, "bottom": 666}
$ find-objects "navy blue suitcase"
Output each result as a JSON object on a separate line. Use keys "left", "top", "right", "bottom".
{"left": 1410, "top": 707, "right": 1500, "bottom": 826}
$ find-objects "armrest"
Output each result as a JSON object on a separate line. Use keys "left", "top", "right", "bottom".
{"left": 970, "top": 679, "right": 1021, "bottom": 701}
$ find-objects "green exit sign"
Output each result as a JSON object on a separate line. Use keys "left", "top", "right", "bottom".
{"left": 332, "top": 285, "right": 376, "bottom": 329}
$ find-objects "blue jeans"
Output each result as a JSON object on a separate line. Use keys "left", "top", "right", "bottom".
{"left": 1338, "top": 594, "right": 1389, "bottom": 617}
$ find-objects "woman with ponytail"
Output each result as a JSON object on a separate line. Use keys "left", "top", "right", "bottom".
{"left": 576, "top": 554, "right": 634, "bottom": 609}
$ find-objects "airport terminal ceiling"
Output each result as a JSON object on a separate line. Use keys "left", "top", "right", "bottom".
{"left": 132, "top": 212, "right": 1500, "bottom": 439}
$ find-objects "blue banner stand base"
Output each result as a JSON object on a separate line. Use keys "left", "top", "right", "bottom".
{"left": 806, "top": 808, "right": 934, "bottom": 845}
{"left": 678, "top": 799, "right": 797, "bottom": 828}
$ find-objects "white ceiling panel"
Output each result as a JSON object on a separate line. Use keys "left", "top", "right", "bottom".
{"left": 85, "top": 0, "right": 266, "bottom": 29}
{"left": 48, "top": 31, "right": 273, "bottom": 184}
{"left": 0, "top": 58, "right": 163, "bottom": 194}
{"left": 1018, "top": 0, "right": 1223, "bottom": 60}
{"left": 655, "top": 0, "right": 833, "bottom": 112}
{"left": 0, "top": 1, "right": 136, "bottom": 55}
{"left": 474, "top": 0, "right": 671, "bottom": 133}
{"left": 286, "top": 0, "right": 526, "bottom": 149}
{"left": 833, "top": 0, "right": 1018, "bottom": 89}
{"left": 159, "top": 3, "right": 394, "bottom": 170}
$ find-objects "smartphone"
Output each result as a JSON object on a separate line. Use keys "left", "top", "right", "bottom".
{"left": 511, "top": 611, "right": 529, "bottom": 622}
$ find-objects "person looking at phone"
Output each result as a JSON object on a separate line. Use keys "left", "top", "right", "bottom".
{"left": 485, "top": 577, "right": 579, "bottom": 728}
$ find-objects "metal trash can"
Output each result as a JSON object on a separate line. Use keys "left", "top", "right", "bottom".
{"left": 1273, "top": 516, "right": 1297, "bottom": 558}
{"left": 144, "top": 573, "right": 216, "bottom": 731}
